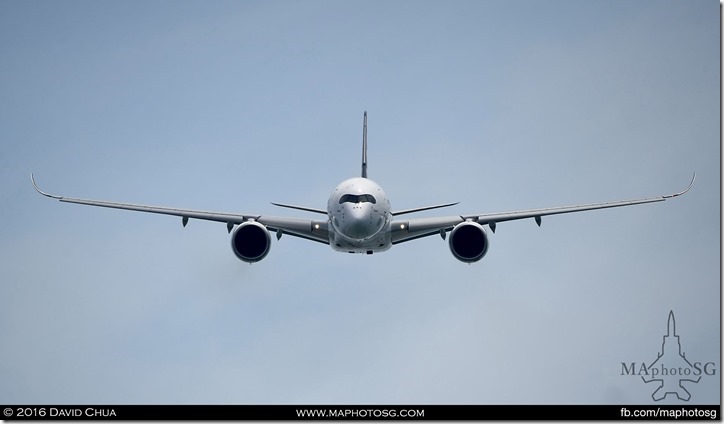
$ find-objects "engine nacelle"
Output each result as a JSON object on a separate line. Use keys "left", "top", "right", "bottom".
{"left": 231, "top": 221, "right": 271, "bottom": 263}
{"left": 448, "top": 221, "right": 490, "bottom": 263}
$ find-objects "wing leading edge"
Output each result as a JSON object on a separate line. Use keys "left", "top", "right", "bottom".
{"left": 391, "top": 173, "right": 695, "bottom": 244}
{"left": 31, "top": 174, "right": 330, "bottom": 244}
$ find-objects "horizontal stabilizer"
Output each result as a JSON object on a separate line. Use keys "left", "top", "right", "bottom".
{"left": 392, "top": 202, "right": 459, "bottom": 216}
{"left": 271, "top": 202, "right": 328, "bottom": 215}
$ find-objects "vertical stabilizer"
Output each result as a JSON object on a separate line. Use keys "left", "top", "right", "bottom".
{"left": 361, "top": 111, "right": 368, "bottom": 178}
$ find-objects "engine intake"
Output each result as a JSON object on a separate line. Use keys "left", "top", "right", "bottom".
{"left": 448, "top": 221, "right": 489, "bottom": 263}
{"left": 231, "top": 221, "right": 271, "bottom": 263}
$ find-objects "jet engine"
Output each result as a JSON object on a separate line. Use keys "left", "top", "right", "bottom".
{"left": 448, "top": 221, "right": 489, "bottom": 263}
{"left": 231, "top": 221, "right": 271, "bottom": 263}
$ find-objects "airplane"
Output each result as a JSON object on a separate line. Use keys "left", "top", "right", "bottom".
{"left": 31, "top": 112, "right": 695, "bottom": 264}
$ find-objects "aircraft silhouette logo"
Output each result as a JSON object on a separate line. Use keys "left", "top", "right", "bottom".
{"left": 641, "top": 311, "right": 701, "bottom": 401}
{"left": 621, "top": 311, "right": 716, "bottom": 402}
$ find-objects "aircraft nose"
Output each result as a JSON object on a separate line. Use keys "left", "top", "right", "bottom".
{"left": 348, "top": 205, "right": 367, "bottom": 220}
{"left": 337, "top": 204, "right": 384, "bottom": 240}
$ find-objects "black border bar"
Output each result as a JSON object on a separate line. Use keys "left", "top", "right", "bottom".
{"left": 1, "top": 405, "right": 721, "bottom": 420}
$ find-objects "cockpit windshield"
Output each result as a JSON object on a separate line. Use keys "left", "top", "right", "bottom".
{"left": 339, "top": 193, "right": 377, "bottom": 204}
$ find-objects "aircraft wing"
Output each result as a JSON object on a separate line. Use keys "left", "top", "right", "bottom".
{"left": 31, "top": 174, "right": 330, "bottom": 244}
{"left": 391, "top": 173, "right": 695, "bottom": 244}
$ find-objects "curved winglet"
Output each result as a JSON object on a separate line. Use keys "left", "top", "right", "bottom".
{"left": 663, "top": 172, "right": 696, "bottom": 199}
{"left": 31, "top": 173, "right": 63, "bottom": 199}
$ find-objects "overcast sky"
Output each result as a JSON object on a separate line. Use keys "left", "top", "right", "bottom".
{"left": 0, "top": 0, "right": 719, "bottom": 405}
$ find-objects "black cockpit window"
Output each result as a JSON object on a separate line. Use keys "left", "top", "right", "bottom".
{"left": 339, "top": 194, "right": 377, "bottom": 204}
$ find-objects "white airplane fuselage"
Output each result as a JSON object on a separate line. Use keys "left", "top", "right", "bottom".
{"left": 327, "top": 177, "right": 392, "bottom": 253}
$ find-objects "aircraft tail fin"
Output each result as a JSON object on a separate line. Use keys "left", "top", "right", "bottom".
{"left": 361, "top": 111, "right": 368, "bottom": 178}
